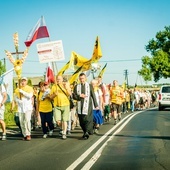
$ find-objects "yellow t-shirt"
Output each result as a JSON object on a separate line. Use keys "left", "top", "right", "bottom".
{"left": 50, "top": 84, "right": 69, "bottom": 107}
{"left": 125, "top": 92, "right": 130, "bottom": 102}
{"left": 38, "top": 91, "right": 53, "bottom": 112}
{"left": 110, "top": 86, "right": 123, "bottom": 105}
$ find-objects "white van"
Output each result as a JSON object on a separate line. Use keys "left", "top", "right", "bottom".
{"left": 158, "top": 85, "right": 170, "bottom": 111}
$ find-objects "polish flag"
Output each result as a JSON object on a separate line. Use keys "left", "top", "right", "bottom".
{"left": 25, "top": 16, "right": 49, "bottom": 47}
{"left": 45, "top": 63, "right": 55, "bottom": 83}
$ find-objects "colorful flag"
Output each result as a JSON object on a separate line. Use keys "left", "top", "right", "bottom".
{"left": 98, "top": 63, "right": 107, "bottom": 77}
{"left": 0, "top": 68, "right": 14, "bottom": 102}
{"left": 57, "top": 61, "right": 70, "bottom": 76}
{"left": 69, "top": 66, "right": 83, "bottom": 84}
{"left": 91, "top": 36, "right": 102, "bottom": 62}
{"left": 25, "top": 16, "right": 49, "bottom": 47}
{"left": 82, "top": 60, "right": 92, "bottom": 71}
{"left": 70, "top": 51, "right": 89, "bottom": 70}
{"left": 45, "top": 63, "right": 55, "bottom": 83}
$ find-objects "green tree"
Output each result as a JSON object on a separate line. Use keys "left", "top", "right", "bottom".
{"left": 0, "top": 60, "right": 6, "bottom": 76}
{"left": 27, "top": 79, "right": 32, "bottom": 86}
{"left": 139, "top": 26, "right": 170, "bottom": 82}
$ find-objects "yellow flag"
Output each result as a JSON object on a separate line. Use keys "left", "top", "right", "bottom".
{"left": 122, "top": 81, "right": 126, "bottom": 91}
{"left": 82, "top": 59, "right": 92, "bottom": 71}
{"left": 69, "top": 66, "right": 83, "bottom": 84}
{"left": 98, "top": 63, "right": 107, "bottom": 77}
{"left": 91, "top": 36, "right": 102, "bottom": 62}
{"left": 57, "top": 61, "right": 70, "bottom": 76}
{"left": 70, "top": 51, "right": 89, "bottom": 70}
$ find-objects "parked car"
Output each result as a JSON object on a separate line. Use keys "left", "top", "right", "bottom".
{"left": 158, "top": 85, "right": 170, "bottom": 111}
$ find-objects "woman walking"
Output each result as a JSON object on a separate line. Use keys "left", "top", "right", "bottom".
{"left": 36, "top": 82, "right": 54, "bottom": 138}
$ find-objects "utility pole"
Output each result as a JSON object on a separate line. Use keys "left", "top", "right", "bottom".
{"left": 124, "top": 69, "right": 129, "bottom": 88}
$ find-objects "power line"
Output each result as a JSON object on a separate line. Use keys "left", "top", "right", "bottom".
{"left": 99, "top": 59, "right": 141, "bottom": 62}
{"left": 1, "top": 58, "right": 141, "bottom": 63}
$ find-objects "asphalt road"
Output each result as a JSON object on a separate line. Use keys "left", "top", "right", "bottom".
{"left": 1, "top": 107, "right": 170, "bottom": 170}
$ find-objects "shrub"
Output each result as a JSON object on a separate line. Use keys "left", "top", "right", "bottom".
{"left": 4, "top": 102, "right": 16, "bottom": 126}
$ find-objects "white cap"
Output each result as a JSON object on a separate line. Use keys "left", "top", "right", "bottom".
{"left": 21, "top": 77, "right": 28, "bottom": 81}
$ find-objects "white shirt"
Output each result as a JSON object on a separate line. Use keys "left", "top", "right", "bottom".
{"left": 93, "top": 89, "right": 103, "bottom": 110}
{"left": 14, "top": 89, "right": 33, "bottom": 113}
{"left": 0, "top": 84, "right": 6, "bottom": 110}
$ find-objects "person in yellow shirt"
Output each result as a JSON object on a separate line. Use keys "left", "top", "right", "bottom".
{"left": 50, "top": 75, "right": 71, "bottom": 140}
{"left": 14, "top": 77, "right": 33, "bottom": 141}
{"left": 36, "top": 82, "right": 54, "bottom": 138}
{"left": 110, "top": 80, "right": 123, "bottom": 125}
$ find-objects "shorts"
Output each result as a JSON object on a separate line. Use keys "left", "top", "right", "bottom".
{"left": 110, "top": 103, "right": 122, "bottom": 113}
{"left": 104, "top": 105, "right": 110, "bottom": 116}
{"left": 0, "top": 108, "right": 5, "bottom": 120}
{"left": 53, "top": 105, "right": 70, "bottom": 122}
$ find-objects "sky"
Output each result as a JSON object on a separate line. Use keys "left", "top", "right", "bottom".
{"left": 1, "top": 0, "right": 170, "bottom": 86}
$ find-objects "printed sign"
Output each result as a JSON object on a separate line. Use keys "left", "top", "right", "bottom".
{"left": 37, "top": 40, "right": 65, "bottom": 63}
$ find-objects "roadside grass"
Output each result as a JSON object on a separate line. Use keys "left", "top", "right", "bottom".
{"left": 4, "top": 102, "right": 16, "bottom": 127}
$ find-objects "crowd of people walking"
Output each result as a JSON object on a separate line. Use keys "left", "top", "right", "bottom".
{"left": 0, "top": 73, "right": 158, "bottom": 141}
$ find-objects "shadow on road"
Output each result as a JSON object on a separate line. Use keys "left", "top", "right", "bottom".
{"left": 115, "top": 134, "right": 170, "bottom": 140}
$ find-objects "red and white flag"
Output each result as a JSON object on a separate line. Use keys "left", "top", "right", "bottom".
{"left": 25, "top": 16, "right": 49, "bottom": 47}
{"left": 45, "top": 63, "right": 55, "bottom": 83}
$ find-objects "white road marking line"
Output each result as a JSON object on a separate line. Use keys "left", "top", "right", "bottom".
{"left": 81, "top": 111, "right": 143, "bottom": 170}
{"left": 66, "top": 112, "right": 138, "bottom": 170}
{"left": 67, "top": 107, "right": 156, "bottom": 170}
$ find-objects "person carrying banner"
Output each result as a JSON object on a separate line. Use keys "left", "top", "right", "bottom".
{"left": 14, "top": 77, "right": 33, "bottom": 141}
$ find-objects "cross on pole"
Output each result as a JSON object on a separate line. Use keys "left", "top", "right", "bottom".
{"left": 5, "top": 32, "right": 29, "bottom": 99}
{"left": 5, "top": 32, "right": 29, "bottom": 79}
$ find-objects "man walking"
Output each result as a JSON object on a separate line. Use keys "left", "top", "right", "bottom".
{"left": 110, "top": 80, "right": 123, "bottom": 125}
{"left": 50, "top": 75, "right": 71, "bottom": 140}
{"left": 73, "top": 73, "right": 99, "bottom": 139}
{"left": 14, "top": 77, "right": 33, "bottom": 141}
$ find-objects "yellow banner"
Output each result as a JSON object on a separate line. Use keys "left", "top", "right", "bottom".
{"left": 91, "top": 36, "right": 102, "bottom": 62}
{"left": 69, "top": 51, "right": 89, "bottom": 70}
{"left": 98, "top": 63, "right": 107, "bottom": 77}
{"left": 57, "top": 61, "right": 70, "bottom": 76}
{"left": 69, "top": 66, "right": 83, "bottom": 84}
